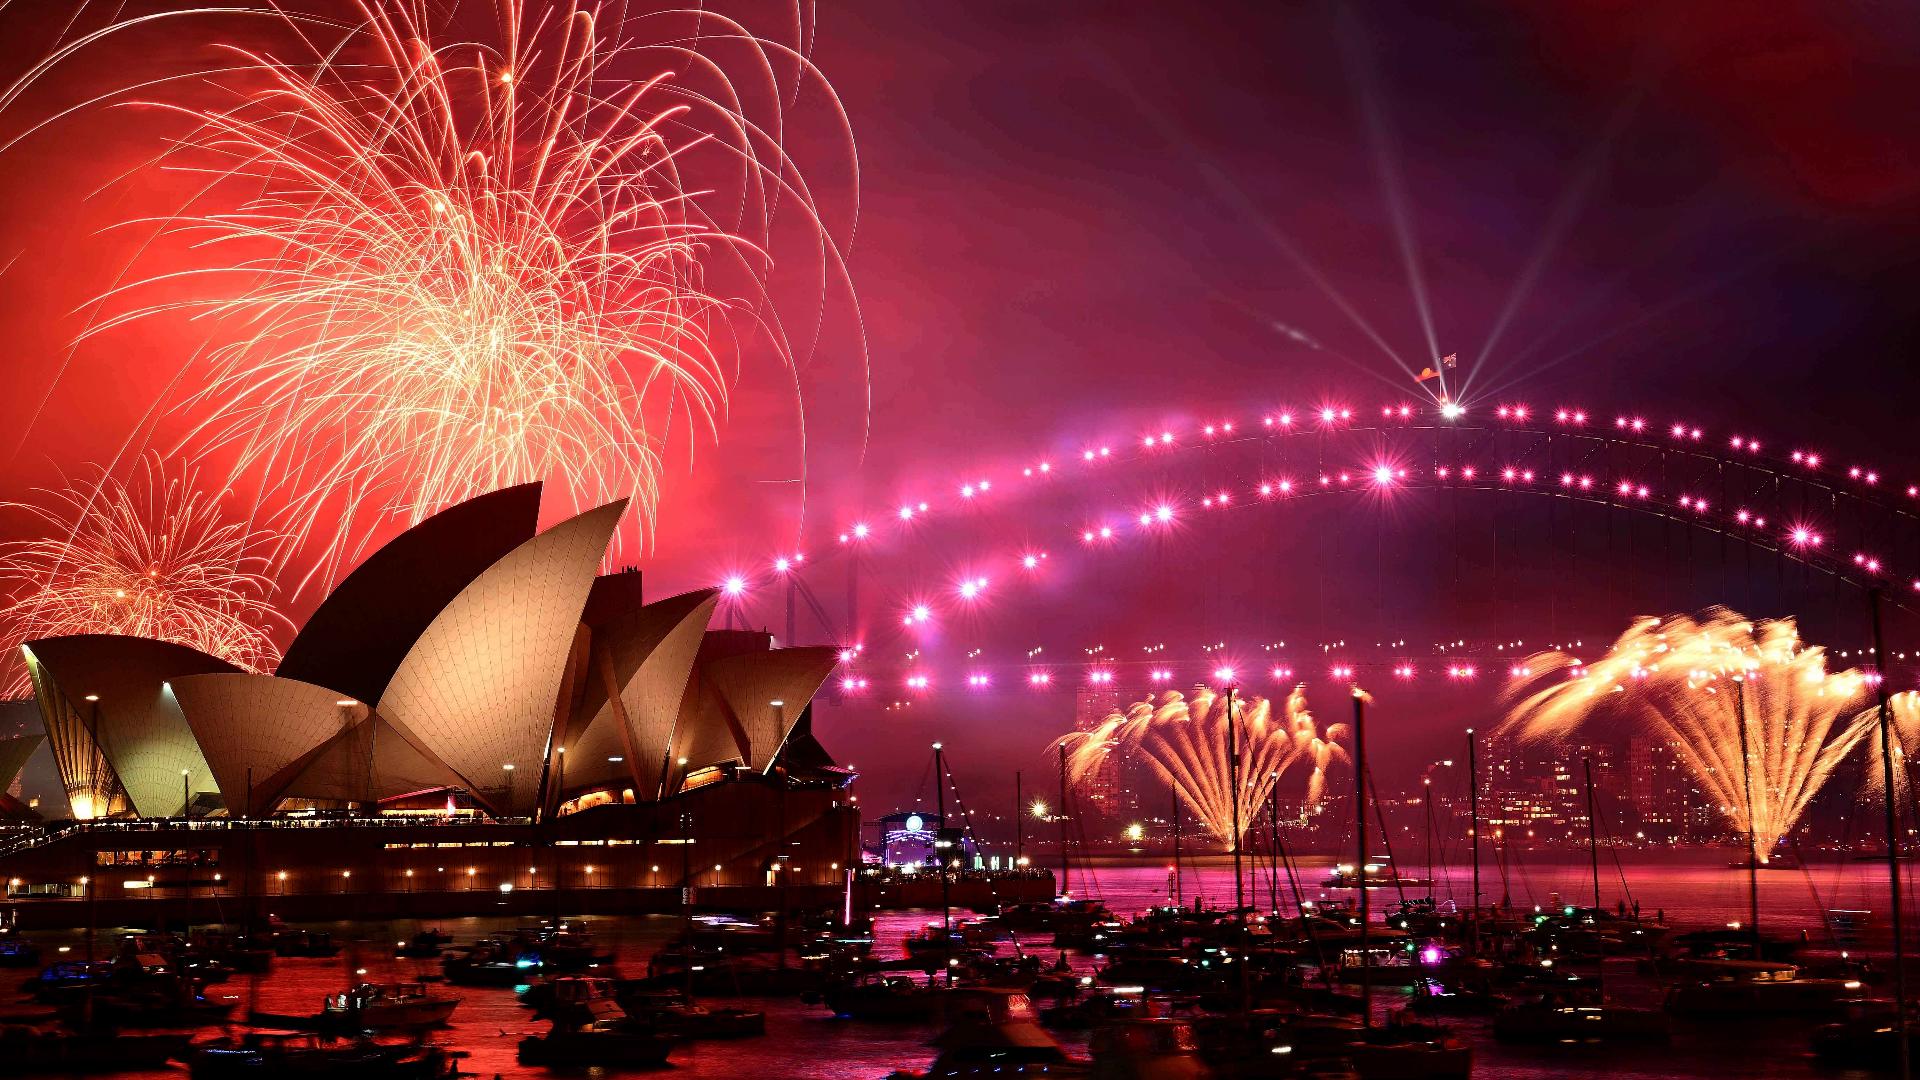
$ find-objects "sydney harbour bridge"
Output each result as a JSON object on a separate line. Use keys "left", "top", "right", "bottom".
{"left": 711, "top": 391, "right": 1920, "bottom": 704}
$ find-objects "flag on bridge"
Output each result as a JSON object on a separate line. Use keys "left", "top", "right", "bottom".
{"left": 1441, "top": 352, "right": 1458, "bottom": 368}
{"left": 1415, "top": 367, "right": 1441, "bottom": 382}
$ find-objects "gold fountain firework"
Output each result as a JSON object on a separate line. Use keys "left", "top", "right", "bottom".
{"left": 1859, "top": 690, "right": 1920, "bottom": 808}
{"left": 1058, "top": 685, "right": 1347, "bottom": 850}
{"left": 38, "top": 1, "right": 859, "bottom": 587}
{"left": 0, "top": 459, "right": 289, "bottom": 697}
{"left": 1505, "top": 607, "right": 1872, "bottom": 862}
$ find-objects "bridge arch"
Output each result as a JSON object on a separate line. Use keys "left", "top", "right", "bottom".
{"left": 708, "top": 394, "right": 1920, "bottom": 695}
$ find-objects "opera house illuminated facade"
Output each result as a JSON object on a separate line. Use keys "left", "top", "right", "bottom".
{"left": 0, "top": 484, "right": 860, "bottom": 925}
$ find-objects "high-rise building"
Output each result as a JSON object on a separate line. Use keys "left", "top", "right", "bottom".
{"left": 1073, "top": 687, "right": 1140, "bottom": 819}
{"left": 1556, "top": 741, "right": 1621, "bottom": 838}
{"left": 1625, "top": 736, "right": 1717, "bottom": 841}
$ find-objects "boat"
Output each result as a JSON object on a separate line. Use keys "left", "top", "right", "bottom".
{"left": 522, "top": 921, "right": 616, "bottom": 972}
{"left": 818, "top": 971, "right": 942, "bottom": 1021}
{"left": 109, "top": 939, "right": 233, "bottom": 986}
{"left": 904, "top": 924, "right": 978, "bottom": 957}
{"left": 1728, "top": 852, "right": 1800, "bottom": 870}
{"left": 1351, "top": 1018, "right": 1474, "bottom": 1080}
{"left": 528, "top": 977, "right": 764, "bottom": 1039}
{"left": 393, "top": 930, "right": 450, "bottom": 959}
{"left": 59, "top": 970, "right": 236, "bottom": 1028}
{"left": 23, "top": 961, "right": 114, "bottom": 1002}
{"left": 995, "top": 898, "right": 1113, "bottom": 936}
{"left": 1493, "top": 996, "right": 1669, "bottom": 1043}
{"left": 0, "top": 938, "right": 39, "bottom": 969}
{"left": 183, "top": 1032, "right": 460, "bottom": 1078}
{"left": 620, "top": 989, "right": 766, "bottom": 1039}
{"left": 516, "top": 998, "right": 675, "bottom": 1067}
{"left": 885, "top": 988, "right": 1092, "bottom": 1079}
{"left": 0, "top": 1025, "right": 189, "bottom": 1072}
{"left": 1406, "top": 977, "right": 1498, "bottom": 1016}
{"left": 1028, "top": 954, "right": 1081, "bottom": 999}
{"left": 187, "top": 930, "right": 273, "bottom": 974}
{"left": 1322, "top": 861, "right": 1430, "bottom": 891}
{"left": 269, "top": 929, "right": 341, "bottom": 959}
{"left": 1328, "top": 939, "right": 1420, "bottom": 987}
{"left": 1088, "top": 1017, "right": 1212, "bottom": 1080}
{"left": 1192, "top": 1009, "right": 1470, "bottom": 1080}
{"left": 518, "top": 974, "right": 620, "bottom": 1017}
{"left": 1810, "top": 1003, "right": 1920, "bottom": 1069}
{"left": 680, "top": 913, "right": 781, "bottom": 953}
{"left": 1038, "top": 984, "right": 1157, "bottom": 1030}
{"left": 1664, "top": 959, "right": 1865, "bottom": 1017}
{"left": 440, "top": 935, "right": 540, "bottom": 985}
{"left": 1054, "top": 914, "right": 1126, "bottom": 951}
{"left": 322, "top": 982, "right": 461, "bottom": 1030}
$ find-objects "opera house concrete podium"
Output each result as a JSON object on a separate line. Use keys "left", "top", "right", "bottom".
{"left": 0, "top": 485, "right": 859, "bottom": 926}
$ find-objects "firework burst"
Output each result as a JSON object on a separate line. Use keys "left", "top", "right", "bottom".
{"left": 58, "top": 0, "right": 859, "bottom": 586}
{"left": 0, "top": 460, "right": 289, "bottom": 697}
{"left": 1505, "top": 607, "right": 1871, "bottom": 862}
{"left": 1059, "top": 685, "right": 1347, "bottom": 850}
{"left": 1858, "top": 690, "right": 1920, "bottom": 808}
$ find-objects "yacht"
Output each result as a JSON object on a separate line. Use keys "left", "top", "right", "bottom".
{"left": 322, "top": 982, "right": 461, "bottom": 1030}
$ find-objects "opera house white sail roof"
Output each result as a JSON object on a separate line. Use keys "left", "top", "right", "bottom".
{"left": 21, "top": 484, "right": 841, "bottom": 820}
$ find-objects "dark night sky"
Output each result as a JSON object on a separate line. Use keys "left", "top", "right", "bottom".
{"left": 3, "top": 1, "right": 1920, "bottom": 815}
{"left": 766, "top": 0, "right": 1920, "bottom": 815}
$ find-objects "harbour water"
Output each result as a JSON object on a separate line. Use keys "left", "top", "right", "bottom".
{"left": 11, "top": 850, "right": 1905, "bottom": 1078}
{"left": 1078, "top": 849, "right": 1909, "bottom": 937}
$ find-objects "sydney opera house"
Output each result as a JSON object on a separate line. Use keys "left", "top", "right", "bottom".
{"left": 0, "top": 484, "right": 861, "bottom": 925}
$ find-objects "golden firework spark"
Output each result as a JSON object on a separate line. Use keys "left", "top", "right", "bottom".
{"left": 1505, "top": 607, "right": 1871, "bottom": 862}
{"left": 0, "top": 459, "right": 288, "bottom": 696}
{"left": 1059, "top": 685, "right": 1347, "bottom": 850}
{"left": 46, "top": 1, "right": 859, "bottom": 587}
{"left": 1858, "top": 690, "right": 1920, "bottom": 808}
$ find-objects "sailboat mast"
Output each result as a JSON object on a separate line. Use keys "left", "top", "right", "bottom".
{"left": 1424, "top": 774, "right": 1435, "bottom": 903}
{"left": 1868, "top": 588, "right": 1911, "bottom": 1080}
{"left": 1467, "top": 729, "right": 1481, "bottom": 951}
{"left": 1734, "top": 678, "right": 1761, "bottom": 943}
{"left": 1353, "top": 688, "right": 1371, "bottom": 1030}
{"left": 1172, "top": 787, "right": 1183, "bottom": 908}
{"left": 1014, "top": 771, "right": 1023, "bottom": 865}
{"left": 1227, "top": 684, "right": 1242, "bottom": 917}
{"left": 1270, "top": 775, "right": 1283, "bottom": 915}
{"left": 1057, "top": 744, "right": 1070, "bottom": 898}
{"left": 934, "top": 743, "right": 950, "bottom": 938}
{"left": 1584, "top": 757, "right": 1602, "bottom": 911}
